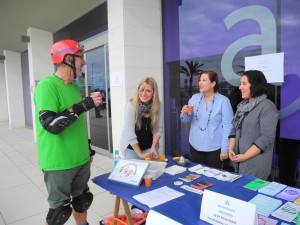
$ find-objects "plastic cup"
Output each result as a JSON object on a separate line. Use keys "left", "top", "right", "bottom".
{"left": 144, "top": 175, "right": 153, "bottom": 187}
{"left": 187, "top": 105, "right": 194, "bottom": 114}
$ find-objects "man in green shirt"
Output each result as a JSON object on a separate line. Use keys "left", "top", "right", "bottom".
{"left": 34, "top": 40, "right": 102, "bottom": 225}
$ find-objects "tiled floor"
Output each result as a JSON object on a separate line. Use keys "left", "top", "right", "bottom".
{"left": 0, "top": 121, "right": 121, "bottom": 225}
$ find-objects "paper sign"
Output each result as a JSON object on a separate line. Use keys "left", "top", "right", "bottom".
{"left": 146, "top": 210, "right": 183, "bottom": 225}
{"left": 200, "top": 189, "right": 258, "bottom": 225}
{"left": 110, "top": 71, "right": 124, "bottom": 87}
{"left": 245, "top": 52, "right": 284, "bottom": 85}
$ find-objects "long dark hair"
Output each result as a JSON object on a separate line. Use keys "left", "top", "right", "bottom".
{"left": 242, "top": 70, "right": 268, "bottom": 98}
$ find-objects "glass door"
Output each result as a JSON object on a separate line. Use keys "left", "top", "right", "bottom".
{"left": 75, "top": 35, "right": 112, "bottom": 156}
{"left": 86, "top": 45, "right": 112, "bottom": 156}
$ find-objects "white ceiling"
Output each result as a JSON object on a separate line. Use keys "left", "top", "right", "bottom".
{"left": 0, "top": 0, "right": 106, "bottom": 57}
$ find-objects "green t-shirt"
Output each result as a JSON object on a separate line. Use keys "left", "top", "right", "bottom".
{"left": 34, "top": 74, "right": 90, "bottom": 171}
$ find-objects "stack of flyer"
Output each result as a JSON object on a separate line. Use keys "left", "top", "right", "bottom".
{"left": 164, "top": 165, "right": 187, "bottom": 175}
{"left": 188, "top": 165, "right": 242, "bottom": 182}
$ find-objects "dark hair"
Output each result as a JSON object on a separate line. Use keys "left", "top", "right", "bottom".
{"left": 197, "top": 70, "right": 219, "bottom": 92}
{"left": 242, "top": 70, "right": 268, "bottom": 98}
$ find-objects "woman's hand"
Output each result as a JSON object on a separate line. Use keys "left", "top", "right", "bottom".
{"left": 150, "top": 147, "right": 158, "bottom": 160}
{"left": 220, "top": 151, "right": 228, "bottom": 161}
{"left": 229, "top": 153, "right": 247, "bottom": 163}
{"left": 228, "top": 149, "right": 236, "bottom": 161}
{"left": 140, "top": 152, "right": 150, "bottom": 160}
{"left": 181, "top": 105, "right": 188, "bottom": 116}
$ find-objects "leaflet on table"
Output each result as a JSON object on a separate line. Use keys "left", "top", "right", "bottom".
{"left": 248, "top": 194, "right": 282, "bottom": 217}
{"left": 188, "top": 164, "right": 242, "bottom": 182}
{"left": 271, "top": 202, "right": 300, "bottom": 222}
{"left": 164, "top": 165, "right": 187, "bottom": 175}
{"left": 294, "top": 196, "right": 300, "bottom": 205}
{"left": 133, "top": 186, "right": 184, "bottom": 208}
{"left": 179, "top": 173, "right": 200, "bottom": 182}
{"left": 258, "top": 181, "right": 287, "bottom": 196}
{"left": 257, "top": 214, "right": 278, "bottom": 225}
{"left": 191, "top": 180, "right": 213, "bottom": 190}
{"left": 243, "top": 178, "right": 270, "bottom": 191}
{"left": 276, "top": 186, "right": 300, "bottom": 201}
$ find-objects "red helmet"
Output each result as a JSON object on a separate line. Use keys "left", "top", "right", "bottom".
{"left": 50, "top": 40, "right": 84, "bottom": 64}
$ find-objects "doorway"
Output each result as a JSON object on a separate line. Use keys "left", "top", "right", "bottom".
{"left": 76, "top": 33, "right": 112, "bottom": 156}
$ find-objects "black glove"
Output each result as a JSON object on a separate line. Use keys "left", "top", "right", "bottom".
{"left": 88, "top": 139, "right": 95, "bottom": 156}
{"left": 72, "top": 97, "right": 95, "bottom": 116}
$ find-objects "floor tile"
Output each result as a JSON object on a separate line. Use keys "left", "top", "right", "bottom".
{"left": 0, "top": 183, "right": 48, "bottom": 224}
{"left": 0, "top": 122, "right": 117, "bottom": 225}
{"left": 0, "top": 167, "right": 31, "bottom": 190}
{"left": 0, "top": 156, "right": 15, "bottom": 170}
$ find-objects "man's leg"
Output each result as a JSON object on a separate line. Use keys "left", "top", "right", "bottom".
{"left": 73, "top": 210, "right": 87, "bottom": 225}
{"left": 71, "top": 162, "right": 92, "bottom": 225}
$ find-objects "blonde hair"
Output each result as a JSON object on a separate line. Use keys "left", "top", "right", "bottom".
{"left": 131, "top": 77, "right": 160, "bottom": 132}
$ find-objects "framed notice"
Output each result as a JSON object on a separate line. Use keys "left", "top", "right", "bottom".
{"left": 108, "top": 159, "right": 149, "bottom": 186}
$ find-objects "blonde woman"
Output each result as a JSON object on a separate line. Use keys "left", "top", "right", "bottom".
{"left": 120, "top": 77, "right": 163, "bottom": 160}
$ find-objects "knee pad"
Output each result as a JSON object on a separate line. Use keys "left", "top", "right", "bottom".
{"left": 72, "top": 188, "right": 93, "bottom": 213}
{"left": 46, "top": 201, "right": 72, "bottom": 225}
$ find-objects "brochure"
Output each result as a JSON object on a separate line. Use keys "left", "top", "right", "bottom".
{"left": 271, "top": 202, "right": 300, "bottom": 222}
{"left": 188, "top": 165, "right": 242, "bottom": 182}
{"left": 243, "top": 178, "right": 270, "bottom": 191}
{"left": 214, "top": 171, "right": 242, "bottom": 182}
{"left": 191, "top": 180, "right": 213, "bottom": 190}
{"left": 179, "top": 173, "right": 200, "bottom": 182}
{"left": 164, "top": 165, "right": 187, "bottom": 175}
{"left": 276, "top": 186, "right": 300, "bottom": 201}
{"left": 258, "top": 181, "right": 287, "bottom": 196}
{"left": 248, "top": 194, "right": 282, "bottom": 217}
{"left": 188, "top": 164, "right": 204, "bottom": 174}
{"left": 257, "top": 214, "right": 278, "bottom": 225}
{"left": 201, "top": 167, "right": 221, "bottom": 177}
{"left": 294, "top": 196, "right": 300, "bottom": 205}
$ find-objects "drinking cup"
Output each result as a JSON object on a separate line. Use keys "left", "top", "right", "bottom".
{"left": 144, "top": 175, "right": 153, "bottom": 187}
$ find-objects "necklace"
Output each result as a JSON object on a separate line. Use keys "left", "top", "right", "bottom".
{"left": 143, "top": 117, "right": 149, "bottom": 131}
{"left": 195, "top": 94, "right": 215, "bottom": 131}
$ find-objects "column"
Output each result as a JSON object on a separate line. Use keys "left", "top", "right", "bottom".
{"left": 4, "top": 50, "right": 25, "bottom": 128}
{"left": 27, "top": 27, "right": 53, "bottom": 141}
{"left": 0, "top": 63, "right": 8, "bottom": 121}
{"left": 107, "top": 0, "right": 164, "bottom": 155}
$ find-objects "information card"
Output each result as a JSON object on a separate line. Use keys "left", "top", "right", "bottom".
{"left": 200, "top": 189, "right": 258, "bottom": 225}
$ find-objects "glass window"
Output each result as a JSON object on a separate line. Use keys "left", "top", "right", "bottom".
{"left": 162, "top": 0, "right": 300, "bottom": 185}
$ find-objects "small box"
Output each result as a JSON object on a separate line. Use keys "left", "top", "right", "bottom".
{"left": 144, "top": 161, "right": 167, "bottom": 180}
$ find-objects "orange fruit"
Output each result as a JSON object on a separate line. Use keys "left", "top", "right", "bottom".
{"left": 144, "top": 156, "right": 151, "bottom": 161}
{"left": 157, "top": 155, "right": 165, "bottom": 162}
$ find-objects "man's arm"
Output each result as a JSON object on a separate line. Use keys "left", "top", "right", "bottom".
{"left": 39, "top": 97, "right": 95, "bottom": 134}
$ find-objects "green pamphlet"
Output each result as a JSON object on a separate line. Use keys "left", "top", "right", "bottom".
{"left": 243, "top": 178, "right": 270, "bottom": 191}
{"left": 296, "top": 211, "right": 300, "bottom": 225}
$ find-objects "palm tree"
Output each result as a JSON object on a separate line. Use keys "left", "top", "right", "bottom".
{"left": 180, "top": 60, "right": 204, "bottom": 90}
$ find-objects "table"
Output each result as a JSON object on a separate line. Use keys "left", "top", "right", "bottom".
{"left": 92, "top": 159, "right": 290, "bottom": 225}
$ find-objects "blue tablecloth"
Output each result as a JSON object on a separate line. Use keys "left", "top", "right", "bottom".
{"left": 92, "top": 158, "right": 289, "bottom": 225}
